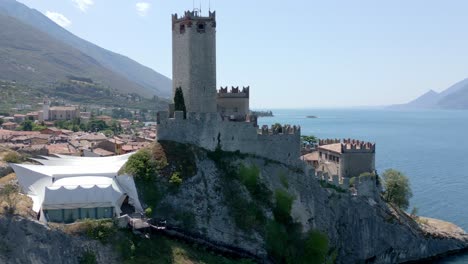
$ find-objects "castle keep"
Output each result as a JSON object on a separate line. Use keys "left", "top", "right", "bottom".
{"left": 158, "top": 10, "right": 301, "bottom": 164}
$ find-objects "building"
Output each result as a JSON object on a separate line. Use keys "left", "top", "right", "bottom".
{"left": 11, "top": 154, "right": 142, "bottom": 223}
{"left": 217, "top": 87, "right": 250, "bottom": 121}
{"left": 1, "top": 122, "right": 17, "bottom": 130}
{"left": 158, "top": 10, "right": 301, "bottom": 164}
{"left": 95, "top": 115, "right": 113, "bottom": 125}
{"left": 315, "top": 139, "right": 376, "bottom": 179}
{"left": 39, "top": 98, "right": 80, "bottom": 121}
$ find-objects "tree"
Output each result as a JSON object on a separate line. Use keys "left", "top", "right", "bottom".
{"left": 123, "top": 148, "right": 157, "bottom": 181}
{"left": 382, "top": 169, "right": 413, "bottom": 210}
{"left": 20, "top": 120, "right": 34, "bottom": 131}
{"left": 301, "top": 135, "right": 318, "bottom": 145}
{"left": 174, "top": 87, "right": 186, "bottom": 118}
{"left": 0, "top": 118, "right": 4, "bottom": 126}
{"left": 272, "top": 123, "right": 283, "bottom": 133}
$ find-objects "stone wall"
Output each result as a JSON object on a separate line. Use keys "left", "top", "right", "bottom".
{"left": 157, "top": 111, "right": 301, "bottom": 164}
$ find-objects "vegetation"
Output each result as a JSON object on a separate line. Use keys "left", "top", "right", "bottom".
{"left": 319, "top": 180, "right": 347, "bottom": 193}
{"left": 382, "top": 169, "right": 413, "bottom": 210}
{"left": 3, "top": 151, "right": 23, "bottom": 163}
{"left": 301, "top": 135, "right": 318, "bottom": 145}
{"left": 0, "top": 183, "right": 19, "bottom": 214}
{"left": 169, "top": 172, "right": 183, "bottom": 186}
{"left": 174, "top": 87, "right": 187, "bottom": 118}
{"left": 279, "top": 172, "right": 289, "bottom": 189}
{"left": 266, "top": 188, "right": 331, "bottom": 264}
{"left": 145, "top": 207, "right": 153, "bottom": 218}
{"left": 271, "top": 123, "right": 283, "bottom": 133}
{"left": 115, "top": 230, "right": 255, "bottom": 264}
{"left": 123, "top": 148, "right": 158, "bottom": 181}
{"left": 78, "top": 251, "right": 97, "bottom": 264}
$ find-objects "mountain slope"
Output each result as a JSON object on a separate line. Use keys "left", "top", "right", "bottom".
{"left": 396, "top": 89, "right": 440, "bottom": 109}
{"left": 0, "top": 13, "right": 152, "bottom": 97}
{"left": 0, "top": 0, "right": 171, "bottom": 98}
{"left": 391, "top": 78, "right": 468, "bottom": 109}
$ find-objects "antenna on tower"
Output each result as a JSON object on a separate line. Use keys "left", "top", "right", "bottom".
{"left": 209, "top": 0, "right": 211, "bottom": 12}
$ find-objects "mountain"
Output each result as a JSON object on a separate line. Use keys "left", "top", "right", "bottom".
{"left": 0, "top": 0, "right": 171, "bottom": 98}
{"left": 0, "top": 13, "right": 154, "bottom": 98}
{"left": 390, "top": 78, "right": 468, "bottom": 109}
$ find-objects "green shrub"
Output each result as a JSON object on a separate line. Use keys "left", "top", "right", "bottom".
{"left": 349, "top": 177, "right": 356, "bottom": 187}
{"left": 3, "top": 152, "right": 22, "bottom": 163}
{"left": 169, "top": 172, "right": 183, "bottom": 186}
{"left": 79, "top": 219, "right": 115, "bottom": 243}
{"left": 145, "top": 207, "right": 153, "bottom": 218}
{"left": 303, "top": 230, "right": 329, "bottom": 264}
{"left": 239, "top": 165, "right": 259, "bottom": 191}
{"left": 273, "top": 189, "right": 295, "bottom": 225}
{"left": 123, "top": 148, "right": 157, "bottom": 181}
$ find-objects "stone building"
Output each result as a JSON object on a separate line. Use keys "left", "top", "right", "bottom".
{"left": 217, "top": 87, "right": 250, "bottom": 121}
{"left": 316, "top": 139, "right": 376, "bottom": 179}
{"left": 39, "top": 98, "right": 80, "bottom": 122}
{"left": 158, "top": 10, "right": 301, "bottom": 164}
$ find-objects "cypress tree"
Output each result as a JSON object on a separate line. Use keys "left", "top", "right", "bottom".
{"left": 174, "top": 87, "right": 187, "bottom": 118}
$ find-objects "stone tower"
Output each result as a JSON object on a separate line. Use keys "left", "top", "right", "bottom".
{"left": 172, "top": 10, "right": 217, "bottom": 113}
{"left": 42, "top": 97, "right": 50, "bottom": 121}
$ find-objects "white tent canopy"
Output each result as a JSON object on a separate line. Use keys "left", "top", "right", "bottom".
{"left": 10, "top": 153, "right": 143, "bottom": 222}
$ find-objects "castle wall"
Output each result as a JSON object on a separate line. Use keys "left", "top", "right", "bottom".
{"left": 172, "top": 12, "right": 217, "bottom": 113}
{"left": 341, "top": 152, "right": 375, "bottom": 178}
{"left": 157, "top": 111, "right": 301, "bottom": 164}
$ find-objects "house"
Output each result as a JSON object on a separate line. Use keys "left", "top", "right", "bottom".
{"left": 13, "top": 114, "right": 26, "bottom": 123}
{"left": 95, "top": 115, "right": 113, "bottom": 125}
{"left": 1, "top": 122, "right": 18, "bottom": 130}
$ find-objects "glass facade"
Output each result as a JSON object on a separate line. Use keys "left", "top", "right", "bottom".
{"left": 44, "top": 207, "right": 114, "bottom": 223}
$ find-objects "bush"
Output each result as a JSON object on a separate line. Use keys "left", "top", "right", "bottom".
{"left": 123, "top": 148, "right": 157, "bottom": 181}
{"left": 239, "top": 165, "right": 259, "bottom": 191}
{"left": 3, "top": 152, "right": 22, "bottom": 163}
{"left": 303, "top": 230, "right": 329, "bottom": 264}
{"left": 145, "top": 207, "right": 153, "bottom": 218}
{"left": 382, "top": 169, "right": 413, "bottom": 210}
{"left": 273, "top": 189, "right": 295, "bottom": 225}
{"left": 169, "top": 172, "right": 183, "bottom": 186}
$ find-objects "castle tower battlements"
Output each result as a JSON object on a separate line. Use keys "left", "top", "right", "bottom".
{"left": 172, "top": 10, "right": 217, "bottom": 113}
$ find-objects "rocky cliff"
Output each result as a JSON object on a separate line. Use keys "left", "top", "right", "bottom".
{"left": 140, "top": 142, "right": 468, "bottom": 264}
{"left": 0, "top": 216, "right": 118, "bottom": 264}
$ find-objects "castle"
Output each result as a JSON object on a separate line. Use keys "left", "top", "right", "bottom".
{"left": 157, "top": 10, "right": 301, "bottom": 164}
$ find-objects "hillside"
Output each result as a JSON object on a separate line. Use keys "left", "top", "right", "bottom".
{"left": 0, "top": 0, "right": 172, "bottom": 98}
{"left": 130, "top": 142, "right": 468, "bottom": 263}
{"left": 0, "top": 13, "right": 163, "bottom": 100}
{"left": 391, "top": 78, "right": 468, "bottom": 109}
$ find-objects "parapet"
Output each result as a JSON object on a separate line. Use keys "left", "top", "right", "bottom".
{"left": 172, "top": 10, "right": 216, "bottom": 29}
{"left": 217, "top": 86, "right": 250, "bottom": 98}
{"left": 318, "top": 138, "right": 375, "bottom": 153}
{"left": 259, "top": 124, "right": 301, "bottom": 136}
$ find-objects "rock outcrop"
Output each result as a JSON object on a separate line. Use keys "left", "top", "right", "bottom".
{"left": 147, "top": 146, "right": 468, "bottom": 264}
{"left": 0, "top": 216, "right": 118, "bottom": 264}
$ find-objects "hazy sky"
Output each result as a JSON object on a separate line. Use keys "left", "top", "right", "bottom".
{"left": 15, "top": 0, "right": 468, "bottom": 108}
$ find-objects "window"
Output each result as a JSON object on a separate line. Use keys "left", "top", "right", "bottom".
{"left": 180, "top": 24, "right": 185, "bottom": 34}
{"left": 197, "top": 23, "right": 205, "bottom": 33}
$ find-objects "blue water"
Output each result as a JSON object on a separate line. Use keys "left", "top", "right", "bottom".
{"left": 258, "top": 109, "right": 468, "bottom": 263}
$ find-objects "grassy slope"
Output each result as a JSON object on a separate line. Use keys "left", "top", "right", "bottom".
{"left": 0, "top": 13, "right": 154, "bottom": 98}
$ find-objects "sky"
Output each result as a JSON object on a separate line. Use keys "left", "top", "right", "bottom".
{"left": 15, "top": 0, "right": 468, "bottom": 108}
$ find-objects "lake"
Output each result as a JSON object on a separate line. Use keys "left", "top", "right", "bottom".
{"left": 258, "top": 108, "right": 468, "bottom": 263}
